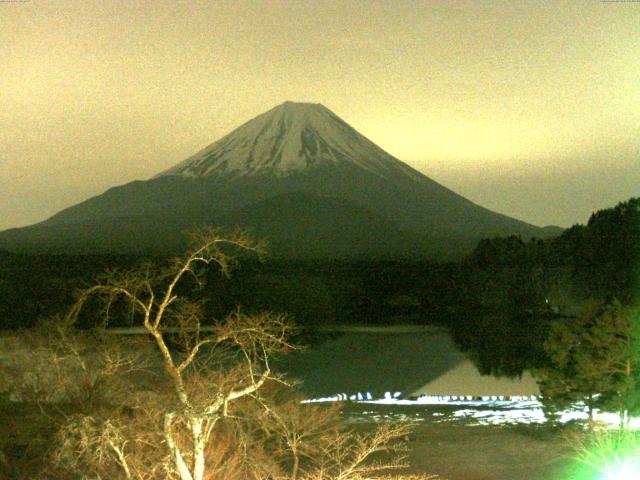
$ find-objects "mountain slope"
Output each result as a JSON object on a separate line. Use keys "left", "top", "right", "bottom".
{"left": 216, "top": 191, "right": 436, "bottom": 259}
{"left": 155, "top": 101, "right": 422, "bottom": 181}
{"left": 0, "top": 102, "right": 561, "bottom": 257}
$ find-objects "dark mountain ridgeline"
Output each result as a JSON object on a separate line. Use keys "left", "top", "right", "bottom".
{"left": 0, "top": 102, "right": 557, "bottom": 258}
{"left": 0, "top": 195, "right": 635, "bottom": 382}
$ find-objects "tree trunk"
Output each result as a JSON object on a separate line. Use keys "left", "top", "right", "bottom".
{"left": 291, "top": 443, "right": 299, "bottom": 480}
{"left": 164, "top": 413, "right": 194, "bottom": 480}
{"left": 192, "top": 417, "right": 206, "bottom": 480}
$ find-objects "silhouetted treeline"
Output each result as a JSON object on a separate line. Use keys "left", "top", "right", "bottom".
{"left": 467, "top": 196, "right": 639, "bottom": 309}
{"left": 2, "top": 249, "right": 503, "bottom": 345}
{"left": 449, "top": 197, "right": 640, "bottom": 377}
{"left": 0, "top": 251, "right": 459, "bottom": 330}
{"left": 208, "top": 259, "right": 469, "bottom": 326}
{"left": 0, "top": 253, "right": 149, "bottom": 329}
{"left": 1, "top": 197, "right": 637, "bottom": 381}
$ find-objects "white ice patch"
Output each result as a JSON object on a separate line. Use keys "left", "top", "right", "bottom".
{"left": 302, "top": 392, "right": 640, "bottom": 429}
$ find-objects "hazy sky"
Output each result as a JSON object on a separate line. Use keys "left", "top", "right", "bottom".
{"left": 1, "top": 0, "right": 638, "bottom": 230}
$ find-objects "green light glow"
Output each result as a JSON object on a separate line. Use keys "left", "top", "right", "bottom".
{"left": 601, "top": 459, "right": 640, "bottom": 480}
{"left": 562, "top": 429, "right": 640, "bottom": 480}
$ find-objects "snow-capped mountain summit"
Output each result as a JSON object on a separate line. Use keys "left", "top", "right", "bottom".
{"left": 0, "top": 102, "right": 562, "bottom": 257}
{"left": 156, "top": 101, "right": 420, "bottom": 182}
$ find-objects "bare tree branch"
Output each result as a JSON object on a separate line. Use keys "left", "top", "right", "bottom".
{"left": 10, "top": 228, "right": 438, "bottom": 480}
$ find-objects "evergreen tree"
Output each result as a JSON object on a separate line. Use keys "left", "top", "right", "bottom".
{"left": 535, "top": 300, "right": 640, "bottom": 428}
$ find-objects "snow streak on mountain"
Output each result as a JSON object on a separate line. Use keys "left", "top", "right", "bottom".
{"left": 156, "top": 101, "right": 422, "bottom": 182}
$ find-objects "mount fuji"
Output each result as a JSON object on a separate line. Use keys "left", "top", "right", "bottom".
{"left": 0, "top": 102, "right": 560, "bottom": 258}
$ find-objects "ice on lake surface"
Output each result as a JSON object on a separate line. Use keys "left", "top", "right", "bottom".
{"left": 341, "top": 399, "right": 548, "bottom": 426}
{"left": 305, "top": 395, "right": 640, "bottom": 429}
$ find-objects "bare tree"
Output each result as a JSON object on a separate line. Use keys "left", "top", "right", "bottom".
{"left": 11, "top": 228, "right": 441, "bottom": 480}
{"left": 2, "top": 317, "right": 147, "bottom": 408}
{"left": 62, "top": 228, "right": 294, "bottom": 480}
